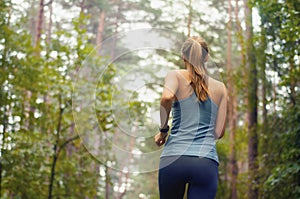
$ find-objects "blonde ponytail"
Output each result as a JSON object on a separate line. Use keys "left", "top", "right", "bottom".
{"left": 181, "top": 36, "right": 209, "bottom": 101}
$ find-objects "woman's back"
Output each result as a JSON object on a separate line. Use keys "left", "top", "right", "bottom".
{"left": 169, "top": 69, "right": 227, "bottom": 139}
{"left": 173, "top": 69, "right": 224, "bottom": 107}
{"left": 160, "top": 70, "right": 224, "bottom": 162}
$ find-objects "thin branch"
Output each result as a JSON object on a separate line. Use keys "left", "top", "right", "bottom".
{"left": 43, "top": 0, "right": 54, "bottom": 6}
{"left": 58, "top": 135, "right": 80, "bottom": 154}
{"left": 61, "top": 123, "right": 75, "bottom": 133}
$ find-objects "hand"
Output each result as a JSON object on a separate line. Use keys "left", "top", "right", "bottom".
{"left": 154, "top": 132, "right": 168, "bottom": 147}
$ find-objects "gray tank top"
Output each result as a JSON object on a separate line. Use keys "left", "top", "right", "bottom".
{"left": 160, "top": 92, "right": 219, "bottom": 164}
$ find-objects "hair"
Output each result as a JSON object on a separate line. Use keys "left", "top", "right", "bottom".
{"left": 181, "top": 36, "right": 209, "bottom": 102}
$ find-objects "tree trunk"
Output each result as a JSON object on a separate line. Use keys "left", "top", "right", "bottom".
{"left": 46, "top": 0, "right": 53, "bottom": 45}
{"left": 235, "top": 0, "right": 246, "bottom": 67}
{"left": 244, "top": 1, "right": 259, "bottom": 199}
{"left": 35, "top": 0, "right": 44, "bottom": 48}
{"left": 227, "top": 0, "right": 238, "bottom": 198}
{"left": 48, "top": 151, "right": 58, "bottom": 199}
{"left": 48, "top": 96, "right": 64, "bottom": 199}
{"left": 97, "top": 11, "right": 106, "bottom": 54}
{"left": 235, "top": 0, "right": 248, "bottom": 125}
{"left": 110, "top": 0, "right": 124, "bottom": 60}
{"left": 28, "top": 0, "right": 37, "bottom": 44}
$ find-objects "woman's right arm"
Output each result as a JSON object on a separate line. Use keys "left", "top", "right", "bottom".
{"left": 154, "top": 71, "right": 178, "bottom": 146}
{"left": 215, "top": 83, "right": 227, "bottom": 139}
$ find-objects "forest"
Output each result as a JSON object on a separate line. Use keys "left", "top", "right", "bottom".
{"left": 0, "top": 0, "right": 299, "bottom": 198}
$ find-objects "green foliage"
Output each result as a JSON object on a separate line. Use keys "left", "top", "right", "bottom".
{"left": 259, "top": 104, "right": 300, "bottom": 199}
{"left": 0, "top": 2, "right": 105, "bottom": 198}
{"left": 1, "top": 0, "right": 299, "bottom": 198}
{"left": 254, "top": 0, "right": 300, "bottom": 198}
{"left": 215, "top": 136, "right": 230, "bottom": 199}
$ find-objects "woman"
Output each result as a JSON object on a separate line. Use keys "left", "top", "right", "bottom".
{"left": 154, "top": 36, "right": 227, "bottom": 199}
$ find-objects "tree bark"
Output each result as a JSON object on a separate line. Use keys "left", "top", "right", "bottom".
{"left": 244, "top": 1, "right": 259, "bottom": 199}
{"left": 28, "top": 0, "right": 37, "bottom": 44}
{"left": 235, "top": 0, "right": 246, "bottom": 67}
{"left": 235, "top": 0, "right": 248, "bottom": 124}
{"left": 46, "top": 0, "right": 53, "bottom": 45}
{"left": 48, "top": 96, "right": 64, "bottom": 199}
{"left": 47, "top": 96, "right": 79, "bottom": 199}
{"left": 227, "top": 0, "right": 238, "bottom": 198}
{"left": 97, "top": 11, "right": 106, "bottom": 54}
{"left": 110, "top": 0, "right": 124, "bottom": 60}
{"left": 35, "top": 0, "right": 44, "bottom": 48}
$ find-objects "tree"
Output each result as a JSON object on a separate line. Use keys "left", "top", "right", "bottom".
{"left": 226, "top": 0, "right": 238, "bottom": 198}
{"left": 254, "top": 0, "right": 300, "bottom": 198}
{"left": 243, "top": 0, "right": 259, "bottom": 198}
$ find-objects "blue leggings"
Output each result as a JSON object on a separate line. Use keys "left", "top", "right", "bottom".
{"left": 158, "top": 156, "right": 218, "bottom": 199}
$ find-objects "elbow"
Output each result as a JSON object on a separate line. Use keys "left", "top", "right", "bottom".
{"left": 217, "top": 129, "right": 225, "bottom": 139}
{"left": 161, "top": 95, "right": 174, "bottom": 103}
{"left": 215, "top": 127, "right": 225, "bottom": 139}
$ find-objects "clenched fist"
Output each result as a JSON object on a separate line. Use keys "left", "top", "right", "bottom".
{"left": 154, "top": 132, "right": 168, "bottom": 147}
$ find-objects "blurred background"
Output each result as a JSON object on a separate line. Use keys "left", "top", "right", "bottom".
{"left": 0, "top": 0, "right": 299, "bottom": 198}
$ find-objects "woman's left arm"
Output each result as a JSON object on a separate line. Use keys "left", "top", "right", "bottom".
{"left": 155, "top": 71, "right": 178, "bottom": 146}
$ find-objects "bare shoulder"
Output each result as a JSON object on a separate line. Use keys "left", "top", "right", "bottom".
{"left": 208, "top": 77, "right": 225, "bottom": 87}
{"left": 172, "top": 69, "right": 190, "bottom": 80}
{"left": 164, "top": 70, "right": 185, "bottom": 80}
{"left": 166, "top": 70, "right": 183, "bottom": 76}
{"left": 165, "top": 70, "right": 178, "bottom": 79}
{"left": 208, "top": 77, "right": 227, "bottom": 95}
{"left": 172, "top": 69, "right": 187, "bottom": 75}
